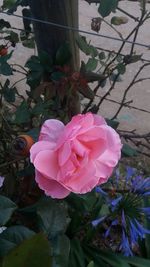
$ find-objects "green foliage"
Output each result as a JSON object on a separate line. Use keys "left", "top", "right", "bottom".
{"left": 52, "top": 235, "right": 70, "bottom": 267}
{"left": 14, "top": 101, "right": 31, "bottom": 124}
{"left": 2, "top": 233, "right": 52, "bottom": 267}
{"left": 36, "top": 197, "right": 68, "bottom": 239}
{"left": 122, "top": 144, "right": 138, "bottom": 157}
{"left": 0, "top": 226, "right": 35, "bottom": 257}
{"left": 0, "top": 53, "right": 13, "bottom": 76}
{"left": 0, "top": 196, "right": 17, "bottom": 226}
{"left": 98, "top": 0, "right": 119, "bottom": 17}
{"left": 55, "top": 43, "right": 72, "bottom": 66}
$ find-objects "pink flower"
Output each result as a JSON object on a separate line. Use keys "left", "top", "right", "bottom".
{"left": 30, "top": 113, "right": 122, "bottom": 199}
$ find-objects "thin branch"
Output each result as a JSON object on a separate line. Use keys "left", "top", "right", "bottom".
{"left": 111, "top": 63, "right": 150, "bottom": 120}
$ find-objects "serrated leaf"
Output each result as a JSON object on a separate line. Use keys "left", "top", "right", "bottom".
{"left": 2, "top": 233, "right": 52, "bottom": 267}
{"left": 98, "top": 0, "right": 119, "bottom": 18}
{"left": 37, "top": 197, "right": 68, "bottom": 239}
{"left": 0, "top": 196, "right": 17, "bottom": 226}
{"left": 0, "top": 226, "right": 35, "bottom": 257}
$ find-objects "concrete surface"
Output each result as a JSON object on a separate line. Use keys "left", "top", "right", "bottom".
{"left": 0, "top": 0, "right": 150, "bottom": 133}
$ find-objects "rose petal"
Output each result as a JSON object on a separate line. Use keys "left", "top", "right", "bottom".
{"left": 95, "top": 160, "right": 113, "bottom": 183}
{"left": 30, "top": 141, "right": 55, "bottom": 163}
{"left": 58, "top": 142, "right": 71, "bottom": 166}
{"left": 78, "top": 126, "right": 106, "bottom": 142}
{"left": 62, "top": 161, "right": 98, "bottom": 194}
{"left": 34, "top": 150, "right": 58, "bottom": 179}
{"left": 39, "top": 119, "right": 64, "bottom": 142}
{"left": 98, "top": 126, "right": 122, "bottom": 167}
{"left": 93, "top": 114, "right": 107, "bottom": 126}
{"left": 35, "top": 171, "right": 70, "bottom": 199}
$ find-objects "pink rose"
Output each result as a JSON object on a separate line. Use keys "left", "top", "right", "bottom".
{"left": 30, "top": 113, "right": 122, "bottom": 199}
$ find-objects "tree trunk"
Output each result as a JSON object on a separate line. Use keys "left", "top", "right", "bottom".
{"left": 29, "top": 0, "right": 79, "bottom": 70}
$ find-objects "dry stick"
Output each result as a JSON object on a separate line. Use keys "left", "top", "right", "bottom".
{"left": 98, "top": 96, "right": 150, "bottom": 114}
{"left": 111, "top": 62, "right": 150, "bottom": 120}
{"left": 119, "top": 132, "right": 150, "bottom": 139}
{"left": 130, "top": 7, "right": 145, "bottom": 56}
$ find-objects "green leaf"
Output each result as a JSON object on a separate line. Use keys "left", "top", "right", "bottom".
{"left": 2, "top": 0, "right": 17, "bottom": 9}
{"left": 98, "top": 0, "right": 118, "bottom": 17}
{"left": 0, "top": 226, "right": 35, "bottom": 257}
{"left": 99, "top": 52, "right": 106, "bottom": 60}
{"left": 0, "top": 62, "right": 12, "bottom": 76}
{"left": 25, "top": 56, "right": 43, "bottom": 87}
{"left": 52, "top": 235, "right": 70, "bottom": 267}
{"left": 5, "top": 31, "right": 19, "bottom": 44}
{"left": 123, "top": 54, "right": 142, "bottom": 64}
{"left": 76, "top": 35, "right": 98, "bottom": 58}
{"left": 55, "top": 43, "right": 72, "bottom": 66}
{"left": 0, "top": 19, "right": 11, "bottom": 30}
{"left": 0, "top": 196, "right": 17, "bottom": 226}
{"left": 2, "top": 233, "right": 52, "bottom": 267}
{"left": 22, "top": 37, "right": 35, "bottom": 49}
{"left": 37, "top": 197, "right": 68, "bottom": 239}
{"left": 15, "top": 101, "right": 31, "bottom": 124}
{"left": 117, "top": 63, "right": 126, "bottom": 75}
{"left": 111, "top": 16, "right": 128, "bottom": 26}
{"left": 51, "top": 71, "right": 65, "bottom": 81}
{"left": 122, "top": 256, "right": 150, "bottom": 267}
{"left": 2, "top": 79, "right": 16, "bottom": 103}
{"left": 105, "top": 119, "right": 119, "bottom": 129}
{"left": 84, "top": 246, "right": 130, "bottom": 267}
{"left": 122, "top": 144, "right": 138, "bottom": 157}
{"left": 86, "top": 58, "right": 98, "bottom": 72}
{"left": 68, "top": 239, "right": 85, "bottom": 267}
{"left": 76, "top": 35, "right": 91, "bottom": 56}
{"left": 39, "top": 51, "right": 53, "bottom": 72}
{"left": 87, "top": 261, "right": 95, "bottom": 267}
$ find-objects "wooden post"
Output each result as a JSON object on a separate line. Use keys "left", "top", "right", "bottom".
{"left": 29, "top": 0, "right": 79, "bottom": 70}
{"left": 29, "top": 0, "right": 80, "bottom": 119}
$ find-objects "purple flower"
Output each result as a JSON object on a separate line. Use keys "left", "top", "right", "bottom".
{"left": 95, "top": 186, "right": 108, "bottom": 196}
{"left": 121, "top": 210, "right": 126, "bottom": 227}
{"left": 104, "top": 219, "right": 118, "bottom": 238}
{"left": 110, "top": 196, "right": 123, "bottom": 211}
{"left": 126, "top": 166, "right": 136, "bottom": 182}
{"left": 119, "top": 230, "right": 133, "bottom": 257}
{"left": 91, "top": 216, "right": 106, "bottom": 227}
{"left": 0, "top": 176, "right": 5, "bottom": 188}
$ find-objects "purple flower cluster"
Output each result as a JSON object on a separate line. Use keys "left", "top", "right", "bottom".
{"left": 92, "top": 166, "right": 150, "bottom": 256}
